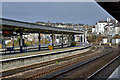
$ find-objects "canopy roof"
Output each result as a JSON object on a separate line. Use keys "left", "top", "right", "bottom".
{"left": 97, "top": 2, "right": 120, "bottom": 22}
{"left": 1, "top": 18, "right": 84, "bottom": 35}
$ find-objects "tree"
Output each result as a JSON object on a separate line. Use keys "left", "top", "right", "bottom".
{"left": 87, "top": 35, "right": 97, "bottom": 43}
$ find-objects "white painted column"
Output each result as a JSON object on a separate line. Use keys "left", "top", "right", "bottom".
{"left": 84, "top": 31, "right": 87, "bottom": 45}
{"left": 68, "top": 34, "right": 71, "bottom": 46}
{"left": 82, "top": 35, "right": 84, "bottom": 45}
{"left": 84, "top": 34, "right": 86, "bottom": 45}
{"left": 61, "top": 32, "right": 63, "bottom": 48}
{"left": 20, "top": 34, "right": 23, "bottom": 52}
{"left": 79, "top": 35, "right": 82, "bottom": 46}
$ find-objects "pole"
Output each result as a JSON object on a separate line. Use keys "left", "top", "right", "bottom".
{"left": 13, "top": 36, "right": 14, "bottom": 48}
{"left": 61, "top": 32, "right": 63, "bottom": 48}
{"left": 80, "top": 35, "right": 81, "bottom": 46}
{"left": 38, "top": 33, "right": 41, "bottom": 51}
{"left": 82, "top": 35, "right": 84, "bottom": 45}
{"left": 52, "top": 32, "right": 54, "bottom": 49}
{"left": 20, "top": 34, "right": 23, "bottom": 53}
{"left": 68, "top": 34, "right": 71, "bottom": 47}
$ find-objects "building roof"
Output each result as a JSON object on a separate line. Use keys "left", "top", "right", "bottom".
{"left": 97, "top": 2, "right": 120, "bottom": 22}
{"left": 1, "top": 18, "right": 83, "bottom": 35}
{"left": 112, "top": 34, "right": 120, "bottom": 39}
{"left": 105, "top": 24, "right": 114, "bottom": 27}
{"left": 115, "top": 23, "right": 120, "bottom": 27}
{"left": 98, "top": 21, "right": 107, "bottom": 23}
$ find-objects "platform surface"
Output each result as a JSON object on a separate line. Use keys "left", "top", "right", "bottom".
{"left": 108, "top": 65, "right": 120, "bottom": 80}
{"left": 1, "top": 45, "right": 89, "bottom": 60}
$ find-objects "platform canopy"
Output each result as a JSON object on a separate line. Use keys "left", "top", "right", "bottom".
{"left": 0, "top": 18, "right": 84, "bottom": 36}
{"left": 97, "top": 1, "right": 120, "bottom": 22}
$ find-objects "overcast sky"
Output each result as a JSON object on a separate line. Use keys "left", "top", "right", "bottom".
{"left": 2, "top": 2, "right": 114, "bottom": 25}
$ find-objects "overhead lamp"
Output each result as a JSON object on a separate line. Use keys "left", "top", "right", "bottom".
{"left": 15, "top": 28, "right": 19, "bottom": 30}
{"left": 1, "top": 27, "right": 4, "bottom": 29}
{"left": 24, "top": 29, "right": 28, "bottom": 31}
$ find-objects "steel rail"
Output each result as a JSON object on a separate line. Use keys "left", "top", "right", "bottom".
{"left": 85, "top": 55, "right": 120, "bottom": 80}
{"left": 23, "top": 47, "right": 112, "bottom": 80}
{"left": 1, "top": 46, "right": 90, "bottom": 62}
{"left": 1, "top": 46, "right": 92, "bottom": 77}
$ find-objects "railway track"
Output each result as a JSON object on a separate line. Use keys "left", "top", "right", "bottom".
{"left": 86, "top": 55, "right": 120, "bottom": 80}
{"left": 1, "top": 46, "right": 91, "bottom": 77}
{"left": 1, "top": 45, "right": 101, "bottom": 79}
{"left": 30, "top": 47, "right": 114, "bottom": 80}
{"left": 1, "top": 46, "right": 95, "bottom": 78}
{"left": 2, "top": 45, "right": 114, "bottom": 80}
{"left": 19, "top": 46, "right": 117, "bottom": 80}
{"left": 2, "top": 46, "right": 107, "bottom": 80}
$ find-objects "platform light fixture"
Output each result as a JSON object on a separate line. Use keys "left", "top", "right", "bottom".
{"left": 24, "top": 29, "right": 28, "bottom": 31}
{"left": 15, "top": 28, "right": 19, "bottom": 30}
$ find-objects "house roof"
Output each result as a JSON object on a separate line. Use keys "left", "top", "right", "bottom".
{"left": 115, "top": 23, "right": 120, "bottom": 27}
{"left": 97, "top": 2, "right": 120, "bottom": 22}
{"left": 112, "top": 34, "right": 120, "bottom": 39}
{"left": 99, "top": 21, "right": 107, "bottom": 23}
{"left": 105, "top": 24, "right": 114, "bottom": 27}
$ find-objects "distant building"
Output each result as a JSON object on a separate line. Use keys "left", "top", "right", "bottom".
{"left": 112, "top": 34, "right": 120, "bottom": 44}
{"left": 95, "top": 21, "right": 112, "bottom": 35}
{"left": 92, "top": 26, "right": 95, "bottom": 33}
{"left": 115, "top": 23, "right": 120, "bottom": 35}
{"left": 92, "top": 18, "right": 118, "bottom": 36}
{"left": 104, "top": 24, "right": 115, "bottom": 36}
{"left": 112, "top": 39, "right": 120, "bottom": 44}
{"left": 24, "top": 33, "right": 37, "bottom": 41}
{"left": 102, "top": 38, "right": 108, "bottom": 44}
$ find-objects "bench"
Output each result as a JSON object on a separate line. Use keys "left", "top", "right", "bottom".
{"left": 5, "top": 47, "right": 15, "bottom": 54}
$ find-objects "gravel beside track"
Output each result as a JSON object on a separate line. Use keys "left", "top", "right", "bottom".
{"left": 1, "top": 45, "right": 100, "bottom": 80}
{"left": 3, "top": 45, "right": 116, "bottom": 80}
{"left": 49, "top": 46, "right": 119, "bottom": 80}
{"left": 38, "top": 46, "right": 115, "bottom": 80}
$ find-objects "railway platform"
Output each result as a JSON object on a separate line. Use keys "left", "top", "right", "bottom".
{"left": 107, "top": 65, "right": 120, "bottom": 80}
{"left": 1, "top": 45, "right": 91, "bottom": 71}
{"left": 1, "top": 44, "right": 90, "bottom": 60}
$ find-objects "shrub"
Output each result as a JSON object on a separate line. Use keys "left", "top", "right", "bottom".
{"left": 91, "top": 46, "right": 95, "bottom": 49}
{"left": 70, "top": 42, "right": 77, "bottom": 46}
{"left": 24, "top": 43, "right": 31, "bottom": 46}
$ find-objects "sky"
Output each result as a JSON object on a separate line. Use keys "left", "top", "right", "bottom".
{"left": 2, "top": 2, "right": 114, "bottom": 25}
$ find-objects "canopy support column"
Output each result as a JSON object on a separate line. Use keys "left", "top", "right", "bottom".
{"left": 52, "top": 32, "right": 54, "bottom": 49}
{"left": 79, "top": 35, "right": 82, "bottom": 46}
{"left": 20, "top": 34, "right": 23, "bottom": 53}
{"left": 82, "top": 35, "right": 85, "bottom": 45}
{"left": 85, "top": 32, "right": 87, "bottom": 45}
{"left": 38, "top": 33, "right": 41, "bottom": 51}
{"left": 68, "top": 34, "right": 71, "bottom": 47}
{"left": 12, "top": 36, "right": 14, "bottom": 48}
{"left": 61, "top": 32, "right": 63, "bottom": 48}
{"left": 0, "top": 27, "right": 2, "bottom": 49}
{"left": 72, "top": 35, "right": 75, "bottom": 42}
